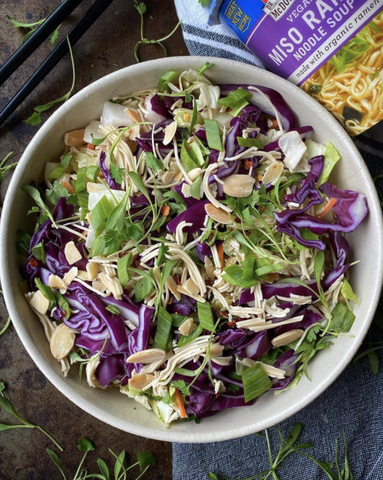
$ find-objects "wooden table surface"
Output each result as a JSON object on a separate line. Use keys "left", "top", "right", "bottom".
{"left": 0, "top": 1, "right": 188, "bottom": 478}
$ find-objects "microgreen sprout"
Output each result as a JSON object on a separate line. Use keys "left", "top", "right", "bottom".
{"left": 133, "top": 0, "right": 181, "bottom": 63}
{"left": 7, "top": 14, "right": 61, "bottom": 45}
{"left": 208, "top": 422, "right": 354, "bottom": 480}
{"left": 0, "top": 382, "right": 63, "bottom": 451}
{"left": 25, "top": 38, "right": 75, "bottom": 126}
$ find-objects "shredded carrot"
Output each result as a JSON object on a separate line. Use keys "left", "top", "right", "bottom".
{"left": 161, "top": 205, "right": 170, "bottom": 216}
{"left": 257, "top": 173, "right": 263, "bottom": 182}
{"left": 317, "top": 198, "right": 336, "bottom": 218}
{"left": 261, "top": 206, "right": 267, "bottom": 212}
{"left": 28, "top": 258, "right": 38, "bottom": 268}
{"left": 62, "top": 181, "right": 75, "bottom": 194}
{"left": 244, "top": 160, "right": 253, "bottom": 170}
{"left": 174, "top": 274, "right": 181, "bottom": 286}
{"left": 87, "top": 143, "right": 95, "bottom": 150}
{"left": 217, "top": 243, "right": 224, "bottom": 271}
{"left": 99, "top": 171, "right": 104, "bottom": 178}
{"left": 175, "top": 388, "right": 187, "bottom": 419}
{"left": 227, "top": 320, "right": 236, "bottom": 327}
{"left": 168, "top": 297, "right": 173, "bottom": 305}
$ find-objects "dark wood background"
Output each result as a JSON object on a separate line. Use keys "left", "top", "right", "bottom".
{"left": 0, "top": 1, "right": 188, "bottom": 478}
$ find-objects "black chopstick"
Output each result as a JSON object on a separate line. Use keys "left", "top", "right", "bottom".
{"left": 0, "top": 0, "right": 84, "bottom": 86}
{"left": 0, "top": 0, "right": 115, "bottom": 127}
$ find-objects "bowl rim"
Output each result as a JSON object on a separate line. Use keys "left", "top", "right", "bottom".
{"left": 1, "top": 56, "right": 383, "bottom": 443}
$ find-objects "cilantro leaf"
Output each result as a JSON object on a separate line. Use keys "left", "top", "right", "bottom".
{"left": 110, "top": 163, "right": 125, "bottom": 184}
{"left": 172, "top": 380, "right": 190, "bottom": 397}
{"left": 134, "top": 0, "right": 147, "bottom": 15}
{"left": 77, "top": 437, "right": 95, "bottom": 452}
{"left": 145, "top": 152, "right": 163, "bottom": 172}
{"left": 137, "top": 451, "right": 156, "bottom": 471}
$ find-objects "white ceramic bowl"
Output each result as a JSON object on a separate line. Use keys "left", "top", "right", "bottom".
{"left": 1, "top": 57, "right": 382, "bottom": 443}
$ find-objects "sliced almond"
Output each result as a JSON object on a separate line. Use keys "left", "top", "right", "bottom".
{"left": 50, "top": 323, "right": 75, "bottom": 360}
{"left": 181, "top": 183, "right": 191, "bottom": 198}
{"left": 64, "top": 241, "right": 82, "bottom": 265}
{"left": 125, "top": 107, "right": 141, "bottom": 123}
{"left": 128, "top": 373, "right": 155, "bottom": 390}
{"left": 77, "top": 270, "right": 90, "bottom": 280}
{"left": 204, "top": 256, "right": 215, "bottom": 280}
{"left": 161, "top": 171, "right": 175, "bottom": 185}
{"left": 163, "top": 121, "right": 178, "bottom": 145}
{"left": 49, "top": 275, "right": 67, "bottom": 290}
{"left": 176, "top": 285, "right": 206, "bottom": 303}
{"left": 64, "top": 129, "right": 86, "bottom": 147}
{"left": 174, "top": 171, "right": 183, "bottom": 182}
{"left": 222, "top": 174, "right": 255, "bottom": 198}
{"left": 29, "top": 290, "right": 50, "bottom": 315}
{"left": 205, "top": 203, "right": 232, "bottom": 225}
{"left": 179, "top": 318, "right": 195, "bottom": 336}
{"left": 63, "top": 267, "right": 78, "bottom": 287}
{"left": 183, "top": 278, "right": 199, "bottom": 296}
{"left": 86, "top": 262, "right": 99, "bottom": 281}
{"left": 166, "top": 276, "right": 182, "bottom": 301}
{"left": 262, "top": 162, "right": 284, "bottom": 185}
{"left": 127, "top": 348, "right": 167, "bottom": 364}
{"left": 188, "top": 167, "right": 202, "bottom": 181}
{"left": 272, "top": 329, "right": 304, "bottom": 348}
{"left": 92, "top": 280, "right": 106, "bottom": 293}
{"left": 210, "top": 343, "right": 224, "bottom": 357}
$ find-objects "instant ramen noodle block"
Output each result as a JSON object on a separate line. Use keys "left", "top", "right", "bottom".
{"left": 209, "top": 0, "right": 383, "bottom": 136}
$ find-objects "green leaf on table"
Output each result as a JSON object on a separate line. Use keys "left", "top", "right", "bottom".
{"left": 97, "top": 458, "right": 110, "bottom": 479}
{"left": 137, "top": 450, "right": 156, "bottom": 470}
{"left": 46, "top": 449, "right": 66, "bottom": 479}
{"left": 113, "top": 451, "right": 126, "bottom": 480}
{"left": 78, "top": 437, "right": 95, "bottom": 452}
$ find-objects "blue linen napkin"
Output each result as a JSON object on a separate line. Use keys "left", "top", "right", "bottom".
{"left": 172, "top": 1, "right": 383, "bottom": 478}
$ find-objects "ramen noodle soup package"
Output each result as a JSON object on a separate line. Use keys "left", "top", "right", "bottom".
{"left": 209, "top": 0, "right": 383, "bottom": 136}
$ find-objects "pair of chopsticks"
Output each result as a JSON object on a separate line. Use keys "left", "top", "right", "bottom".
{"left": 0, "top": 0, "right": 115, "bottom": 127}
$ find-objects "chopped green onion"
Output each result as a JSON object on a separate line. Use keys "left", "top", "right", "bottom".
{"left": 237, "top": 137, "right": 263, "bottom": 149}
{"left": 177, "top": 325, "right": 203, "bottom": 347}
{"left": 154, "top": 307, "right": 173, "bottom": 350}
{"left": 204, "top": 119, "right": 223, "bottom": 152}
{"left": 173, "top": 367, "right": 197, "bottom": 377}
{"left": 32, "top": 242, "right": 46, "bottom": 264}
{"left": 133, "top": 269, "right": 155, "bottom": 303}
{"left": 34, "top": 278, "right": 56, "bottom": 309}
{"left": 217, "top": 87, "right": 252, "bottom": 116}
{"left": 117, "top": 253, "right": 132, "bottom": 288}
{"left": 158, "top": 71, "right": 178, "bottom": 93}
{"left": 86, "top": 165, "right": 100, "bottom": 182}
{"left": 145, "top": 152, "right": 163, "bottom": 172}
{"left": 55, "top": 291, "right": 71, "bottom": 320}
{"left": 241, "top": 363, "right": 272, "bottom": 402}
{"left": 48, "top": 153, "right": 73, "bottom": 181}
{"left": 171, "top": 314, "right": 191, "bottom": 328}
{"left": 190, "top": 174, "right": 202, "bottom": 200}
{"left": 197, "top": 301, "right": 215, "bottom": 332}
{"left": 106, "top": 304, "right": 120, "bottom": 315}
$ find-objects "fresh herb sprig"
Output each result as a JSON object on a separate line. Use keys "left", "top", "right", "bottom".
{"left": 25, "top": 38, "right": 75, "bottom": 126}
{"left": 133, "top": 1, "right": 181, "bottom": 63}
{"left": 47, "top": 437, "right": 156, "bottom": 480}
{"left": 0, "top": 382, "right": 63, "bottom": 451}
{"left": 0, "top": 152, "right": 18, "bottom": 182}
{"left": 7, "top": 15, "right": 61, "bottom": 45}
{"left": 208, "top": 422, "right": 354, "bottom": 480}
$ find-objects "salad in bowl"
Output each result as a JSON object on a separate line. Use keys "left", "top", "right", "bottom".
{"left": 18, "top": 63, "right": 368, "bottom": 426}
